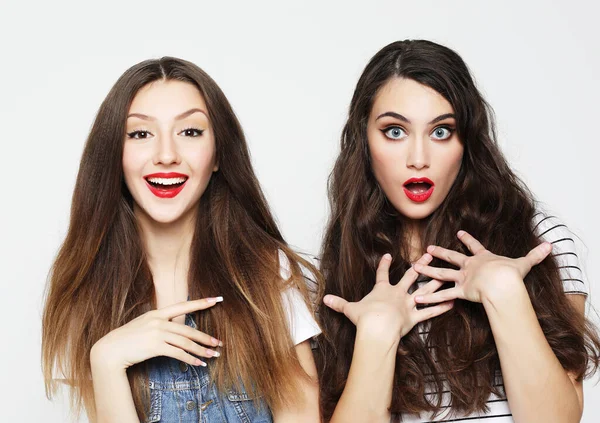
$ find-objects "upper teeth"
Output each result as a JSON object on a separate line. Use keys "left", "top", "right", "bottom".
{"left": 147, "top": 177, "right": 187, "bottom": 185}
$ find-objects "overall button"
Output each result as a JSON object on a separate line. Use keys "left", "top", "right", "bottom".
{"left": 186, "top": 400, "right": 196, "bottom": 411}
{"left": 179, "top": 361, "right": 189, "bottom": 372}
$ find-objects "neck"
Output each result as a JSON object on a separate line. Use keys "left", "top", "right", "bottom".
{"left": 135, "top": 205, "right": 195, "bottom": 308}
{"left": 402, "top": 218, "right": 425, "bottom": 263}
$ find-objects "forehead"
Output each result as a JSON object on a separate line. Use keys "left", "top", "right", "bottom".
{"left": 128, "top": 79, "right": 207, "bottom": 118}
{"left": 370, "top": 78, "right": 454, "bottom": 121}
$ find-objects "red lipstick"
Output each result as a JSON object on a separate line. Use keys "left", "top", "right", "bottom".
{"left": 403, "top": 177, "right": 434, "bottom": 203}
{"left": 144, "top": 172, "right": 188, "bottom": 199}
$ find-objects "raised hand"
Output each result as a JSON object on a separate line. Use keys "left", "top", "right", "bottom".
{"left": 90, "top": 298, "right": 223, "bottom": 371}
{"left": 414, "top": 230, "right": 552, "bottom": 305}
{"left": 324, "top": 253, "right": 454, "bottom": 342}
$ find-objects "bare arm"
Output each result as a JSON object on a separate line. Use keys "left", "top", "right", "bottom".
{"left": 415, "top": 231, "right": 585, "bottom": 423}
{"left": 90, "top": 353, "right": 138, "bottom": 423}
{"left": 482, "top": 286, "right": 584, "bottom": 422}
{"left": 272, "top": 340, "right": 321, "bottom": 423}
{"left": 89, "top": 299, "right": 222, "bottom": 423}
{"left": 325, "top": 254, "right": 454, "bottom": 423}
{"left": 330, "top": 328, "right": 401, "bottom": 423}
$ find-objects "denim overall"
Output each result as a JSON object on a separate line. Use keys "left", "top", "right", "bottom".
{"left": 145, "top": 314, "right": 273, "bottom": 422}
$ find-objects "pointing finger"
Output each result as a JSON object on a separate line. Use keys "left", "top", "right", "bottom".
{"left": 158, "top": 297, "right": 223, "bottom": 320}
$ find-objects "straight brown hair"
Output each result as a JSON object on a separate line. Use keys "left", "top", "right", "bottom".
{"left": 41, "top": 57, "right": 319, "bottom": 420}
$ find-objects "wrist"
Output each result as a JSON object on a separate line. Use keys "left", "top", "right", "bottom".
{"left": 481, "top": 275, "right": 528, "bottom": 311}
{"left": 355, "top": 324, "right": 401, "bottom": 350}
{"left": 90, "top": 340, "right": 126, "bottom": 374}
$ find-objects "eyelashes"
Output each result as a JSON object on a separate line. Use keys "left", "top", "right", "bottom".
{"left": 127, "top": 130, "right": 151, "bottom": 139}
{"left": 179, "top": 127, "right": 204, "bottom": 137}
{"left": 381, "top": 124, "right": 455, "bottom": 141}
{"left": 126, "top": 127, "right": 205, "bottom": 139}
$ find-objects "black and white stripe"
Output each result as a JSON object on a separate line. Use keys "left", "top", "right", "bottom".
{"left": 401, "top": 211, "right": 587, "bottom": 422}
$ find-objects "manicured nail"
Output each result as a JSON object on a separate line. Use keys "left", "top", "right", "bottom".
{"left": 211, "top": 337, "right": 222, "bottom": 347}
{"left": 196, "top": 359, "right": 206, "bottom": 367}
{"left": 206, "top": 349, "right": 220, "bottom": 357}
{"left": 457, "top": 230, "right": 465, "bottom": 237}
{"left": 383, "top": 253, "right": 392, "bottom": 260}
{"left": 207, "top": 296, "right": 224, "bottom": 303}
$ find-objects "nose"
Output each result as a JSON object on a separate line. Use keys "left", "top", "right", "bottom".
{"left": 153, "top": 131, "right": 181, "bottom": 166}
{"left": 406, "top": 135, "right": 430, "bottom": 170}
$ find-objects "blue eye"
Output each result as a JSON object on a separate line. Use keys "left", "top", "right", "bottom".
{"left": 180, "top": 128, "right": 204, "bottom": 137}
{"left": 383, "top": 126, "right": 406, "bottom": 140}
{"left": 127, "top": 130, "right": 152, "bottom": 139}
{"left": 431, "top": 126, "right": 453, "bottom": 140}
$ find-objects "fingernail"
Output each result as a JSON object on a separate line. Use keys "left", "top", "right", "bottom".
{"left": 196, "top": 359, "right": 207, "bottom": 367}
{"left": 424, "top": 253, "right": 432, "bottom": 261}
{"left": 457, "top": 230, "right": 465, "bottom": 237}
{"left": 383, "top": 253, "right": 392, "bottom": 260}
{"left": 414, "top": 264, "right": 422, "bottom": 271}
{"left": 415, "top": 295, "right": 423, "bottom": 302}
{"left": 427, "top": 245, "right": 435, "bottom": 253}
{"left": 543, "top": 242, "right": 552, "bottom": 253}
{"left": 323, "top": 296, "right": 332, "bottom": 306}
{"left": 207, "top": 296, "right": 224, "bottom": 303}
{"left": 211, "top": 337, "right": 222, "bottom": 347}
{"left": 206, "top": 349, "right": 220, "bottom": 357}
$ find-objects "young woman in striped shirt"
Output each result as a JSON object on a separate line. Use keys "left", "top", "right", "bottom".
{"left": 317, "top": 40, "right": 599, "bottom": 422}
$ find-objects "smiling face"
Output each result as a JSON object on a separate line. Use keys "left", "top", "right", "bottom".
{"left": 367, "top": 77, "right": 464, "bottom": 221}
{"left": 122, "top": 79, "right": 218, "bottom": 226}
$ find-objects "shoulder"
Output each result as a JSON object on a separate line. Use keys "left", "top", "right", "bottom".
{"left": 532, "top": 209, "right": 588, "bottom": 296}
{"left": 277, "top": 249, "right": 322, "bottom": 345}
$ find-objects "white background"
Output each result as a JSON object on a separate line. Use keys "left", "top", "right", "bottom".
{"left": 1, "top": 0, "right": 598, "bottom": 421}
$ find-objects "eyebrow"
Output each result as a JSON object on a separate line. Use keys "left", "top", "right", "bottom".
{"left": 375, "top": 112, "right": 456, "bottom": 125}
{"left": 127, "top": 108, "right": 208, "bottom": 121}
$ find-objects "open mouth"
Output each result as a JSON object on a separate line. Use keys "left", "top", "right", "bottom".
{"left": 145, "top": 176, "right": 188, "bottom": 190}
{"left": 144, "top": 173, "right": 189, "bottom": 198}
{"left": 403, "top": 178, "right": 434, "bottom": 202}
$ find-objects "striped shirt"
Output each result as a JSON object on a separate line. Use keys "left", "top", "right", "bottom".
{"left": 401, "top": 212, "right": 587, "bottom": 422}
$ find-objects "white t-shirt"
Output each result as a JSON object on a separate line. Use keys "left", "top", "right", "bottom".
{"left": 402, "top": 212, "right": 588, "bottom": 422}
{"left": 279, "top": 250, "right": 322, "bottom": 345}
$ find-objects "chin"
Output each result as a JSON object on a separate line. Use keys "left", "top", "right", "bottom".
{"left": 392, "top": 201, "right": 437, "bottom": 221}
{"left": 135, "top": 203, "right": 193, "bottom": 226}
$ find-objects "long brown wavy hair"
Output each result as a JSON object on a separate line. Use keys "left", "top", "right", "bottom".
{"left": 41, "top": 57, "right": 319, "bottom": 421}
{"left": 316, "top": 40, "right": 600, "bottom": 420}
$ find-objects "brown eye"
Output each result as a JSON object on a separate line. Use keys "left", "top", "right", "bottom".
{"left": 127, "top": 130, "right": 151, "bottom": 139}
{"left": 180, "top": 128, "right": 204, "bottom": 137}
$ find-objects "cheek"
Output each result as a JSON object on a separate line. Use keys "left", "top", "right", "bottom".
{"left": 187, "top": 144, "right": 217, "bottom": 176}
{"left": 440, "top": 145, "right": 464, "bottom": 185}
{"left": 368, "top": 137, "right": 395, "bottom": 182}
{"left": 121, "top": 145, "right": 142, "bottom": 183}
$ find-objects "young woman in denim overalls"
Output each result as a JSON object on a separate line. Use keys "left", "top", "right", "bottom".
{"left": 42, "top": 58, "right": 321, "bottom": 423}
